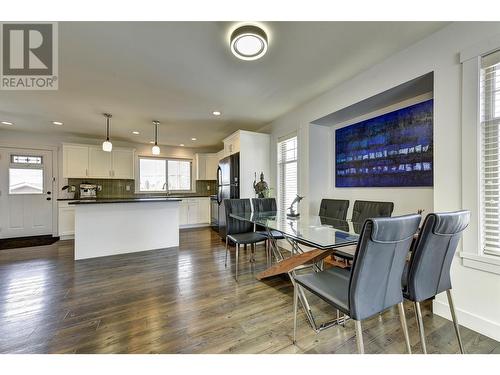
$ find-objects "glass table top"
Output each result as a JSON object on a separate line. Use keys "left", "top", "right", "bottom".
{"left": 229, "top": 211, "right": 361, "bottom": 249}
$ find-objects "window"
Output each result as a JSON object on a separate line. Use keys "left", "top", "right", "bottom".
{"left": 9, "top": 154, "right": 44, "bottom": 195}
{"left": 138, "top": 157, "right": 191, "bottom": 192}
{"left": 480, "top": 50, "right": 500, "bottom": 257}
{"left": 277, "top": 135, "right": 298, "bottom": 212}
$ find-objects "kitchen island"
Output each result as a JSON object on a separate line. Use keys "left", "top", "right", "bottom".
{"left": 70, "top": 198, "right": 181, "bottom": 260}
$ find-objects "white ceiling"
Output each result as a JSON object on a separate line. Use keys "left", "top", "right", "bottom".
{"left": 0, "top": 21, "right": 448, "bottom": 149}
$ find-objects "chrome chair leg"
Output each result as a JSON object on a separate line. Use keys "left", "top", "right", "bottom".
{"left": 235, "top": 244, "right": 239, "bottom": 282}
{"left": 414, "top": 301, "right": 427, "bottom": 354}
{"left": 446, "top": 289, "right": 465, "bottom": 354}
{"left": 398, "top": 302, "right": 412, "bottom": 354}
{"left": 293, "top": 284, "right": 299, "bottom": 344}
{"left": 224, "top": 237, "right": 229, "bottom": 267}
{"left": 354, "top": 320, "right": 364, "bottom": 354}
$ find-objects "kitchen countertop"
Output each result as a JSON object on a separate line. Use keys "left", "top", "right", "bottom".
{"left": 58, "top": 195, "right": 211, "bottom": 202}
{"left": 68, "top": 197, "right": 182, "bottom": 205}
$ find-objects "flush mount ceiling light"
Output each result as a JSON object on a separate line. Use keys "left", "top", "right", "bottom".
{"left": 230, "top": 25, "right": 268, "bottom": 61}
{"left": 132, "top": 131, "right": 140, "bottom": 135}
{"left": 212, "top": 111, "right": 221, "bottom": 116}
{"left": 52, "top": 121, "right": 63, "bottom": 126}
{"left": 179, "top": 144, "right": 185, "bottom": 147}
{"left": 102, "top": 113, "right": 113, "bottom": 152}
{"left": 152, "top": 120, "right": 161, "bottom": 155}
{"left": 191, "top": 137, "right": 197, "bottom": 141}
{"left": 1, "top": 121, "right": 13, "bottom": 125}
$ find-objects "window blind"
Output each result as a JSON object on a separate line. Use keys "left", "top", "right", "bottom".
{"left": 480, "top": 49, "right": 500, "bottom": 257}
{"left": 277, "top": 135, "right": 298, "bottom": 212}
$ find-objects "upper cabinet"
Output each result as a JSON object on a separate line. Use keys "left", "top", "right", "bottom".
{"left": 223, "top": 133, "right": 240, "bottom": 157}
{"left": 63, "top": 144, "right": 135, "bottom": 179}
{"left": 63, "top": 145, "right": 89, "bottom": 178}
{"left": 195, "top": 153, "right": 218, "bottom": 180}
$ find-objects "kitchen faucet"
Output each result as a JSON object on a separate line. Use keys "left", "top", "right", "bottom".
{"left": 162, "top": 182, "right": 170, "bottom": 196}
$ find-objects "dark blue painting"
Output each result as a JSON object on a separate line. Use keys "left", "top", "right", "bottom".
{"left": 335, "top": 99, "right": 433, "bottom": 187}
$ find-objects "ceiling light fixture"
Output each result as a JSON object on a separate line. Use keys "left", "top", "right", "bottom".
{"left": 191, "top": 137, "right": 197, "bottom": 141}
{"left": 132, "top": 131, "right": 140, "bottom": 135}
{"left": 1, "top": 121, "right": 13, "bottom": 125}
{"left": 152, "top": 121, "right": 161, "bottom": 155}
{"left": 52, "top": 121, "right": 63, "bottom": 126}
{"left": 102, "top": 113, "right": 113, "bottom": 152}
{"left": 230, "top": 25, "right": 268, "bottom": 61}
{"left": 212, "top": 111, "right": 221, "bottom": 116}
{"left": 179, "top": 144, "right": 185, "bottom": 147}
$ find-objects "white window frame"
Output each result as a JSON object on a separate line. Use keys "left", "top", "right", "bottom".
{"left": 460, "top": 33, "right": 500, "bottom": 275}
{"left": 277, "top": 133, "right": 298, "bottom": 213}
{"left": 136, "top": 156, "right": 193, "bottom": 194}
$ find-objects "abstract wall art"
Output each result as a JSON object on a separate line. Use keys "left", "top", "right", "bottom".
{"left": 335, "top": 99, "right": 433, "bottom": 187}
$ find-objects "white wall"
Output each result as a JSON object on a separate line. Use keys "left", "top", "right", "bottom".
{"left": 264, "top": 22, "right": 500, "bottom": 341}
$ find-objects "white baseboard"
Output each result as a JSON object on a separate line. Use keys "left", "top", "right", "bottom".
{"left": 179, "top": 223, "right": 210, "bottom": 229}
{"left": 433, "top": 300, "right": 500, "bottom": 342}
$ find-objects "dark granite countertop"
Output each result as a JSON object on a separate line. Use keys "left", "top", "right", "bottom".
{"left": 58, "top": 194, "right": 211, "bottom": 202}
{"left": 68, "top": 198, "right": 182, "bottom": 205}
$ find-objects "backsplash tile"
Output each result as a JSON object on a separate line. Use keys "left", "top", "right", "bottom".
{"left": 65, "top": 178, "right": 216, "bottom": 199}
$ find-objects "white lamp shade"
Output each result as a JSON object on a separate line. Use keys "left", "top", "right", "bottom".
{"left": 102, "top": 140, "right": 113, "bottom": 152}
{"left": 152, "top": 145, "right": 161, "bottom": 155}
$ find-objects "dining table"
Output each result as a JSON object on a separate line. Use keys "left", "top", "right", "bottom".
{"left": 229, "top": 210, "right": 363, "bottom": 332}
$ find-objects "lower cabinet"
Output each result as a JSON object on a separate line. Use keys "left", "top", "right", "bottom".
{"left": 58, "top": 201, "right": 76, "bottom": 238}
{"left": 179, "top": 197, "right": 210, "bottom": 227}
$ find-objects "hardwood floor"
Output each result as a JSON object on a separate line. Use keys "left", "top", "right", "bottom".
{"left": 0, "top": 227, "right": 498, "bottom": 354}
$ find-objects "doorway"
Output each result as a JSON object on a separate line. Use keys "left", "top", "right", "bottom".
{"left": 0, "top": 148, "right": 55, "bottom": 239}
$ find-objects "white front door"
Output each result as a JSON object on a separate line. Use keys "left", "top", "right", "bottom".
{"left": 0, "top": 148, "right": 54, "bottom": 238}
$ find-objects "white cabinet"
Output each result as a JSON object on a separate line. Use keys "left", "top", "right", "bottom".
{"left": 89, "top": 147, "right": 112, "bottom": 178}
{"left": 179, "top": 200, "right": 189, "bottom": 226}
{"left": 63, "top": 145, "right": 89, "bottom": 178}
{"left": 223, "top": 133, "right": 240, "bottom": 157}
{"left": 195, "top": 153, "right": 218, "bottom": 180}
{"left": 112, "top": 149, "right": 134, "bottom": 179}
{"left": 58, "top": 201, "right": 75, "bottom": 238}
{"left": 62, "top": 144, "right": 135, "bottom": 179}
{"left": 179, "top": 197, "right": 210, "bottom": 227}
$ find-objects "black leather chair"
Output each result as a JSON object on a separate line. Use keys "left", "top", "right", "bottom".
{"left": 351, "top": 200, "right": 394, "bottom": 233}
{"left": 252, "top": 198, "right": 285, "bottom": 265}
{"left": 224, "top": 199, "right": 267, "bottom": 281}
{"left": 402, "top": 210, "right": 470, "bottom": 354}
{"left": 293, "top": 214, "right": 421, "bottom": 354}
{"left": 318, "top": 199, "right": 349, "bottom": 220}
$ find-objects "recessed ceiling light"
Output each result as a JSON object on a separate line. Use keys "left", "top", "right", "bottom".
{"left": 149, "top": 141, "right": 155, "bottom": 144}
{"left": 212, "top": 111, "right": 221, "bottom": 116}
{"left": 132, "top": 131, "right": 140, "bottom": 135}
{"left": 230, "top": 25, "right": 268, "bottom": 61}
{"left": 1, "top": 121, "right": 13, "bottom": 125}
{"left": 52, "top": 121, "right": 63, "bottom": 126}
{"left": 179, "top": 144, "right": 185, "bottom": 147}
{"left": 191, "top": 137, "right": 197, "bottom": 141}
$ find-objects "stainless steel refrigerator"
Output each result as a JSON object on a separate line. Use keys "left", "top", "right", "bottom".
{"left": 217, "top": 152, "right": 240, "bottom": 239}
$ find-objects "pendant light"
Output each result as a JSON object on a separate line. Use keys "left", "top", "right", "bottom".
{"left": 102, "top": 113, "right": 113, "bottom": 152}
{"left": 152, "top": 120, "right": 160, "bottom": 155}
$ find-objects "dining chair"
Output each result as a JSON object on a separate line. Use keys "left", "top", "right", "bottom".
{"left": 318, "top": 199, "right": 349, "bottom": 220}
{"left": 224, "top": 198, "right": 267, "bottom": 281}
{"left": 402, "top": 210, "right": 470, "bottom": 354}
{"left": 252, "top": 198, "right": 285, "bottom": 265}
{"left": 324, "top": 200, "right": 394, "bottom": 265}
{"left": 293, "top": 214, "right": 421, "bottom": 354}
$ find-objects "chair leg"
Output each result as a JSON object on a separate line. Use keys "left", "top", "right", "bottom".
{"left": 414, "top": 301, "right": 427, "bottom": 354}
{"left": 354, "top": 320, "right": 364, "bottom": 354}
{"left": 293, "top": 283, "right": 299, "bottom": 344}
{"left": 398, "top": 302, "right": 412, "bottom": 354}
{"left": 235, "top": 244, "right": 239, "bottom": 282}
{"left": 224, "top": 237, "right": 229, "bottom": 268}
{"left": 446, "top": 289, "right": 465, "bottom": 354}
